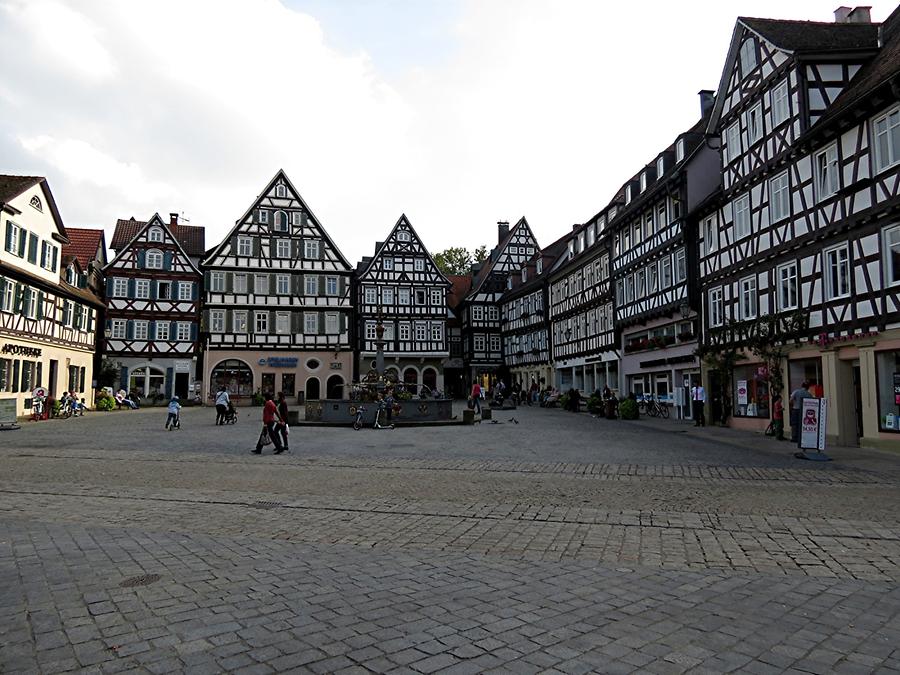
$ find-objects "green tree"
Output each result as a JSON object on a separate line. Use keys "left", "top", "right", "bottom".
{"left": 433, "top": 247, "right": 473, "bottom": 276}
{"left": 473, "top": 245, "right": 488, "bottom": 263}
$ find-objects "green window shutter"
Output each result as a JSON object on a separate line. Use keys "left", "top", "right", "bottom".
{"left": 252, "top": 237, "right": 260, "bottom": 257}
{"left": 292, "top": 240, "right": 300, "bottom": 259}
{"left": 17, "top": 231, "right": 26, "bottom": 257}
{"left": 51, "top": 247, "right": 58, "bottom": 272}
{"left": 36, "top": 292, "right": 43, "bottom": 319}
{"left": 226, "top": 272, "right": 233, "bottom": 293}
{"left": 4, "top": 223, "right": 12, "bottom": 252}
{"left": 27, "top": 233, "right": 38, "bottom": 264}
{"left": 317, "top": 312, "right": 324, "bottom": 335}
{"left": 13, "top": 284, "right": 22, "bottom": 313}
{"left": 247, "top": 275, "right": 255, "bottom": 294}
{"left": 12, "top": 360, "right": 19, "bottom": 393}
{"left": 204, "top": 271, "right": 211, "bottom": 294}
{"left": 339, "top": 276, "right": 346, "bottom": 297}
{"left": 291, "top": 311, "right": 300, "bottom": 334}
{"left": 318, "top": 276, "right": 325, "bottom": 296}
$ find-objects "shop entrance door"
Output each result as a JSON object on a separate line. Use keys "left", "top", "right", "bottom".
{"left": 48, "top": 360, "right": 58, "bottom": 397}
{"left": 175, "top": 373, "right": 189, "bottom": 399}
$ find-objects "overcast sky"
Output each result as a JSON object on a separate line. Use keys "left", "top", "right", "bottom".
{"left": 1, "top": 0, "right": 895, "bottom": 264}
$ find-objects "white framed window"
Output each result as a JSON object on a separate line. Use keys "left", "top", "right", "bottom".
{"left": 210, "top": 310, "right": 225, "bottom": 333}
{"left": 709, "top": 287, "right": 724, "bottom": 327}
{"left": 815, "top": 144, "right": 839, "bottom": 200}
{"left": 148, "top": 227, "right": 163, "bottom": 242}
{"left": 255, "top": 311, "right": 269, "bottom": 334}
{"left": 304, "top": 312, "right": 318, "bottom": 334}
{"left": 825, "top": 244, "right": 851, "bottom": 299}
{"left": 488, "top": 306, "right": 499, "bottom": 321}
{"left": 156, "top": 281, "right": 170, "bottom": 299}
{"left": 304, "top": 239, "right": 320, "bottom": 259}
{"left": 292, "top": 211, "right": 302, "bottom": 226}
{"left": 274, "top": 212, "right": 288, "bottom": 232}
{"left": 325, "top": 312, "right": 339, "bottom": 334}
{"left": 398, "top": 288, "right": 410, "bottom": 305}
{"left": 176, "top": 322, "right": 191, "bottom": 341}
{"left": 135, "top": 279, "right": 150, "bottom": 299}
{"left": 625, "top": 275, "right": 634, "bottom": 303}
{"left": 178, "top": 282, "right": 192, "bottom": 301}
{"left": 727, "top": 122, "right": 741, "bottom": 163}
{"left": 396, "top": 231, "right": 411, "bottom": 242}
{"left": 211, "top": 272, "right": 225, "bottom": 292}
{"left": 474, "top": 334, "right": 485, "bottom": 352}
{"left": 4, "top": 221, "right": 22, "bottom": 255}
{"left": 276, "top": 274, "right": 290, "bottom": 295}
{"left": 873, "top": 106, "right": 900, "bottom": 173}
{"left": 237, "top": 236, "right": 252, "bottom": 256}
{"left": 364, "top": 286, "right": 377, "bottom": 304}
{"left": 325, "top": 276, "right": 338, "bottom": 296}
{"left": 112, "top": 277, "right": 127, "bottom": 298}
{"left": 111, "top": 319, "right": 126, "bottom": 339}
{"left": 660, "top": 256, "right": 673, "bottom": 288}
{"left": 276, "top": 184, "right": 286, "bottom": 198}
{"left": 636, "top": 269, "right": 646, "bottom": 297}
{"left": 733, "top": 194, "right": 751, "bottom": 239}
{"left": 414, "top": 258, "right": 424, "bottom": 271}
{"left": 490, "top": 334, "right": 501, "bottom": 353}
{"left": 772, "top": 80, "right": 789, "bottom": 126}
{"left": 276, "top": 239, "right": 291, "bottom": 258}
{"left": 365, "top": 321, "right": 377, "bottom": 340}
{"left": 885, "top": 225, "right": 900, "bottom": 287}
{"left": 656, "top": 156, "right": 665, "bottom": 176}
{"left": 233, "top": 310, "right": 247, "bottom": 333}
{"left": 769, "top": 171, "right": 790, "bottom": 222}
{"left": 233, "top": 274, "right": 247, "bottom": 294}
{"left": 739, "top": 39, "right": 757, "bottom": 75}
{"left": 415, "top": 289, "right": 426, "bottom": 305}
{"left": 648, "top": 262, "right": 659, "bottom": 293}
{"left": 276, "top": 311, "right": 290, "bottom": 335}
{"left": 155, "top": 321, "right": 169, "bottom": 340}
{"left": 471, "top": 305, "right": 483, "bottom": 321}
{"left": 625, "top": 185, "right": 632, "bottom": 204}
{"left": 640, "top": 172, "right": 647, "bottom": 192}
{"left": 305, "top": 275, "right": 317, "bottom": 296}
{"left": 382, "top": 287, "right": 394, "bottom": 304}
{"left": 676, "top": 139, "right": 685, "bottom": 162}
{"left": 146, "top": 249, "right": 164, "bottom": 269}
{"left": 704, "top": 216, "right": 718, "bottom": 254}
{"left": 259, "top": 210, "right": 268, "bottom": 224}
{"left": 746, "top": 103, "right": 763, "bottom": 145}
{"left": 430, "top": 289, "right": 442, "bottom": 305}
{"left": 254, "top": 274, "right": 269, "bottom": 294}
{"left": 777, "top": 261, "right": 798, "bottom": 310}
{"left": 383, "top": 257, "right": 393, "bottom": 270}
{"left": 40, "top": 241, "right": 56, "bottom": 271}
{"left": 675, "top": 249, "right": 686, "bottom": 283}
{"left": 431, "top": 323, "right": 443, "bottom": 341}
{"left": 739, "top": 276, "right": 757, "bottom": 320}
{"left": 0, "top": 279, "right": 13, "bottom": 313}
{"left": 133, "top": 320, "right": 149, "bottom": 340}
{"left": 399, "top": 322, "right": 410, "bottom": 340}
{"left": 415, "top": 322, "right": 427, "bottom": 341}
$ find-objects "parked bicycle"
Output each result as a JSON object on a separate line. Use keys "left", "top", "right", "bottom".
{"left": 640, "top": 394, "right": 670, "bottom": 419}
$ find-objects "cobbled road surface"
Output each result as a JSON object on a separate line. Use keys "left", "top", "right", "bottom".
{"left": 1, "top": 405, "right": 899, "bottom": 674}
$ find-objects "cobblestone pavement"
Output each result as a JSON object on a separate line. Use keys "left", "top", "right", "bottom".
{"left": 2, "top": 406, "right": 900, "bottom": 673}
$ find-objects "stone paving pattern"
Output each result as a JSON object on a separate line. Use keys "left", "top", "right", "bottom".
{"left": 1, "top": 406, "right": 899, "bottom": 673}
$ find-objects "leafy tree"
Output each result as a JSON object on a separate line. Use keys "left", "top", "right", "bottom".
{"left": 433, "top": 247, "right": 472, "bottom": 276}
{"left": 473, "top": 245, "right": 488, "bottom": 263}
{"left": 96, "top": 358, "right": 120, "bottom": 388}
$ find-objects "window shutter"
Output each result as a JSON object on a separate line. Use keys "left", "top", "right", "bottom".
{"left": 40, "top": 243, "right": 47, "bottom": 268}
{"left": 291, "top": 311, "right": 300, "bottom": 334}
{"left": 252, "top": 237, "right": 260, "bottom": 257}
{"left": 292, "top": 240, "right": 300, "bottom": 259}
{"left": 230, "top": 235, "right": 238, "bottom": 255}
{"left": 318, "top": 312, "right": 325, "bottom": 335}
{"left": 27, "top": 233, "right": 38, "bottom": 264}
{"left": 137, "top": 250, "right": 146, "bottom": 268}
{"left": 339, "top": 276, "right": 346, "bottom": 297}
{"left": 12, "top": 361, "right": 19, "bottom": 393}
{"left": 149, "top": 320, "right": 156, "bottom": 339}
{"left": 4, "top": 223, "right": 11, "bottom": 252}
{"left": 192, "top": 280, "right": 199, "bottom": 300}
{"left": 36, "top": 361, "right": 43, "bottom": 388}
{"left": 225, "top": 273, "right": 233, "bottom": 293}
{"left": 163, "top": 251, "right": 173, "bottom": 270}
{"left": 318, "top": 276, "right": 325, "bottom": 296}
{"left": 79, "top": 367, "right": 86, "bottom": 392}
{"left": 13, "top": 284, "right": 22, "bottom": 313}
{"left": 171, "top": 321, "right": 178, "bottom": 339}
{"left": 190, "top": 323, "right": 198, "bottom": 341}
{"left": 51, "top": 247, "right": 58, "bottom": 272}
{"left": 17, "top": 230, "right": 26, "bottom": 257}
{"left": 269, "top": 237, "right": 275, "bottom": 258}
{"left": 149, "top": 282, "right": 157, "bottom": 300}
{"left": 203, "top": 271, "right": 211, "bottom": 294}
{"left": 164, "top": 368, "right": 174, "bottom": 399}
{"left": 36, "top": 292, "right": 43, "bottom": 319}
{"left": 126, "top": 320, "right": 134, "bottom": 340}
{"left": 127, "top": 278, "right": 135, "bottom": 298}
{"left": 119, "top": 366, "right": 128, "bottom": 391}
{"left": 224, "top": 310, "right": 232, "bottom": 333}
{"left": 269, "top": 310, "right": 277, "bottom": 332}
{"left": 201, "top": 309, "right": 210, "bottom": 332}
{"left": 248, "top": 275, "right": 255, "bottom": 294}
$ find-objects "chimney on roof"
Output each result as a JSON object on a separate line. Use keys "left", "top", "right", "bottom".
{"left": 497, "top": 221, "right": 510, "bottom": 244}
{"left": 169, "top": 213, "right": 178, "bottom": 226}
{"left": 848, "top": 6, "right": 871, "bottom": 22}
{"left": 834, "top": 6, "right": 852, "bottom": 22}
{"left": 698, "top": 89, "right": 715, "bottom": 118}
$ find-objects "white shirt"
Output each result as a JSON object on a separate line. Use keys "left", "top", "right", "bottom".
{"left": 215, "top": 390, "right": 230, "bottom": 406}
{"left": 691, "top": 386, "right": 706, "bottom": 402}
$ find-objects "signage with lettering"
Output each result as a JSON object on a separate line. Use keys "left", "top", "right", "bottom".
{"left": 736, "top": 380, "right": 748, "bottom": 406}
{"left": 330, "top": 362, "right": 342, "bottom": 370}
{"left": 893, "top": 373, "right": 900, "bottom": 406}
{"left": 258, "top": 357, "right": 298, "bottom": 368}
{"left": 175, "top": 360, "right": 191, "bottom": 373}
{"left": 800, "top": 398, "right": 827, "bottom": 451}
{"left": 2, "top": 344, "right": 41, "bottom": 358}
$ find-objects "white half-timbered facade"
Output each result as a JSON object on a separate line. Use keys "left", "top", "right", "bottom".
{"left": 104, "top": 213, "right": 203, "bottom": 400}
{"left": 462, "top": 218, "right": 539, "bottom": 388}
{"left": 549, "top": 211, "right": 618, "bottom": 394}
{"left": 698, "top": 7, "right": 900, "bottom": 447}
{"left": 0, "top": 176, "right": 101, "bottom": 415}
{"left": 202, "top": 170, "right": 353, "bottom": 403}
{"left": 355, "top": 214, "right": 451, "bottom": 392}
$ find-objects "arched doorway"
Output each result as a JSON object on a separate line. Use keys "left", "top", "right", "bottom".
{"left": 423, "top": 368, "right": 437, "bottom": 392}
{"left": 403, "top": 367, "right": 418, "bottom": 386}
{"left": 305, "top": 377, "right": 321, "bottom": 400}
{"left": 326, "top": 375, "right": 344, "bottom": 399}
{"left": 210, "top": 360, "right": 253, "bottom": 397}
{"left": 129, "top": 365, "right": 165, "bottom": 399}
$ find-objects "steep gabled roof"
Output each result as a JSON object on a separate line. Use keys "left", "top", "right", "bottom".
{"left": 358, "top": 213, "right": 451, "bottom": 285}
{"left": 62, "top": 227, "right": 106, "bottom": 269}
{"left": 447, "top": 275, "right": 471, "bottom": 310}
{"left": 0, "top": 174, "right": 69, "bottom": 243}
{"left": 111, "top": 217, "right": 205, "bottom": 256}
{"left": 105, "top": 213, "right": 201, "bottom": 275}
{"left": 466, "top": 216, "right": 538, "bottom": 299}
{"left": 740, "top": 17, "right": 879, "bottom": 53}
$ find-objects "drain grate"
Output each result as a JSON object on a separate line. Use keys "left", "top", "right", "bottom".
{"left": 250, "top": 501, "right": 283, "bottom": 510}
{"left": 119, "top": 573, "right": 161, "bottom": 588}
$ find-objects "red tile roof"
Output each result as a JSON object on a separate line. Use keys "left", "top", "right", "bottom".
{"left": 111, "top": 217, "right": 206, "bottom": 256}
{"left": 62, "top": 227, "right": 105, "bottom": 269}
{"left": 447, "top": 275, "right": 472, "bottom": 309}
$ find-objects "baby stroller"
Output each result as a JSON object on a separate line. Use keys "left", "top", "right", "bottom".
{"left": 223, "top": 401, "right": 238, "bottom": 424}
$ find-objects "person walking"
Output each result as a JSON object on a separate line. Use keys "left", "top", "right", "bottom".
{"left": 772, "top": 394, "right": 785, "bottom": 440}
{"left": 276, "top": 391, "right": 290, "bottom": 452}
{"left": 789, "top": 380, "right": 813, "bottom": 444}
{"left": 165, "top": 395, "right": 181, "bottom": 430}
{"left": 690, "top": 380, "right": 706, "bottom": 427}
{"left": 214, "top": 386, "right": 230, "bottom": 425}
{"left": 254, "top": 393, "right": 284, "bottom": 455}
{"left": 470, "top": 381, "right": 482, "bottom": 415}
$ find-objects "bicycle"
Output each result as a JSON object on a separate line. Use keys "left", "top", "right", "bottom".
{"left": 644, "top": 395, "right": 670, "bottom": 419}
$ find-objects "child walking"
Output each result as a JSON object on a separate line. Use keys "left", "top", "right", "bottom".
{"left": 166, "top": 396, "right": 182, "bottom": 430}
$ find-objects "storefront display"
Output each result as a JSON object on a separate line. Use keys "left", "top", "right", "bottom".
{"left": 876, "top": 350, "right": 900, "bottom": 432}
{"left": 789, "top": 358, "right": 824, "bottom": 398}
{"left": 732, "top": 364, "right": 769, "bottom": 418}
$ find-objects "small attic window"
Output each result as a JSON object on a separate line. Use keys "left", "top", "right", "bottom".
{"left": 676, "top": 139, "right": 685, "bottom": 162}
{"left": 739, "top": 39, "right": 757, "bottom": 76}
{"left": 397, "top": 231, "right": 411, "bottom": 242}
{"left": 29, "top": 195, "right": 42, "bottom": 211}
{"left": 656, "top": 156, "right": 665, "bottom": 176}
{"left": 625, "top": 185, "right": 632, "bottom": 204}
{"left": 276, "top": 184, "right": 286, "bottom": 198}
{"left": 507, "top": 277, "right": 513, "bottom": 290}
{"left": 148, "top": 227, "right": 163, "bottom": 242}
{"left": 521, "top": 268, "right": 527, "bottom": 283}
{"left": 640, "top": 172, "right": 647, "bottom": 193}
{"left": 536, "top": 258, "right": 543, "bottom": 275}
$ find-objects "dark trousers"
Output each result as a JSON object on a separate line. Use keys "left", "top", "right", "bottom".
{"left": 256, "top": 421, "right": 283, "bottom": 452}
{"left": 790, "top": 408, "right": 800, "bottom": 443}
{"left": 215, "top": 403, "right": 227, "bottom": 425}
{"left": 692, "top": 400, "right": 706, "bottom": 426}
{"left": 166, "top": 412, "right": 178, "bottom": 428}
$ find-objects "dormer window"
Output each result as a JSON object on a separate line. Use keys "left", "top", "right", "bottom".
{"left": 507, "top": 277, "right": 512, "bottom": 290}
{"left": 676, "top": 139, "right": 685, "bottom": 162}
{"left": 521, "top": 268, "right": 527, "bottom": 283}
{"left": 598, "top": 215, "right": 606, "bottom": 233}
{"left": 640, "top": 172, "right": 647, "bottom": 192}
{"left": 568, "top": 240, "right": 575, "bottom": 259}
{"left": 29, "top": 195, "right": 42, "bottom": 211}
{"left": 276, "top": 184, "right": 286, "bottom": 198}
{"left": 536, "top": 259, "right": 543, "bottom": 275}
{"left": 609, "top": 207, "right": 617, "bottom": 220}
{"left": 578, "top": 232, "right": 585, "bottom": 252}
{"left": 656, "top": 157, "right": 665, "bottom": 176}
{"left": 259, "top": 210, "right": 268, "bottom": 224}
{"left": 146, "top": 249, "right": 164, "bottom": 269}
{"left": 66, "top": 265, "right": 76, "bottom": 284}
{"left": 625, "top": 185, "right": 632, "bottom": 204}
{"left": 148, "top": 227, "right": 163, "bottom": 242}
{"left": 397, "top": 231, "right": 411, "bottom": 242}
{"left": 739, "top": 39, "right": 758, "bottom": 76}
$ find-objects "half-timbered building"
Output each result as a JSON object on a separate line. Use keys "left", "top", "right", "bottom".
{"left": 444, "top": 274, "right": 471, "bottom": 398}
{"left": 104, "top": 213, "right": 204, "bottom": 400}
{"left": 549, "top": 210, "right": 618, "bottom": 394}
{"left": 500, "top": 233, "right": 567, "bottom": 391}
{"left": 612, "top": 96, "right": 720, "bottom": 415}
{"left": 0, "top": 176, "right": 102, "bottom": 415}
{"left": 202, "top": 170, "right": 354, "bottom": 403}
{"left": 355, "top": 214, "right": 451, "bottom": 392}
{"left": 697, "top": 6, "right": 900, "bottom": 446}
{"left": 62, "top": 227, "right": 108, "bottom": 388}
{"left": 461, "top": 218, "right": 540, "bottom": 388}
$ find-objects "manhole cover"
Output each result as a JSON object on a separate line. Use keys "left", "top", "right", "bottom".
{"left": 119, "top": 574, "right": 161, "bottom": 588}
{"left": 250, "top": 501, "right": 283, "bottom": 510}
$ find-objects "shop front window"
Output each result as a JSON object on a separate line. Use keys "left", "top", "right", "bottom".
{"left": 261, "top": 373, "right": 275, "bottom": 397}
{"left": 876, "top": 351, "right": 900, "bottom": 431}
{"left": 129, "top": 366, "right": 165, "bottom": 398}
{"left": 789, "top": 358, "right": 824, "bottom": 399}
{"left": 211, "top": 359, "right": 253, "bottom": 397}
{"left": 654, "top": 373, "right": 670, "bottom": 402}
{"left": 733, "top": 364, "right": 770, "bottom": 418}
